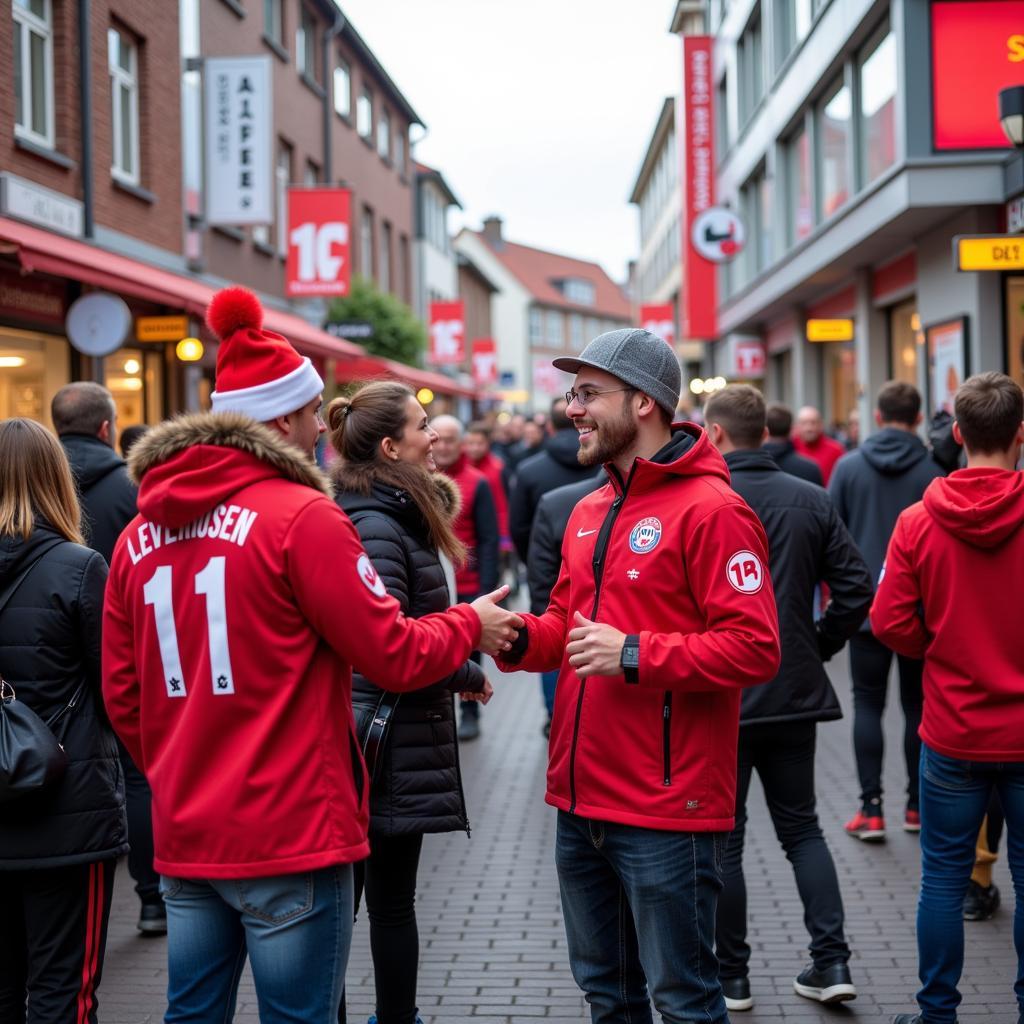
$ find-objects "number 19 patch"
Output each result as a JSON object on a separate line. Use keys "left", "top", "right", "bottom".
{"left": 726, "top": 550, "right": 764, "bottom": 594}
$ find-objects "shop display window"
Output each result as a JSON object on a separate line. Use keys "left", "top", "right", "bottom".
{"left": 0, "top": 328, "right": 69, "bottom": 428}
{"left": 104, "top": 347, "right": 163, "bottom": 428}
{"left": 888, "top": 300, "right": 920, "bottom": 387}
{"left": 1006, "top": 278, "right": 1024, "bottom": 390}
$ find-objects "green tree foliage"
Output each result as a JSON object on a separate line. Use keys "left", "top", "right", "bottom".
{"left": 326, "top": 276, "right": 426, "bottom": 365}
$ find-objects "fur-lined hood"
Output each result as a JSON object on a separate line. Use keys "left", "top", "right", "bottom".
{"left": 128, "top": 411, "right": 331, "bottom": 528}
{"left": 331, "top": 460, "right": 461, "bottom": 524}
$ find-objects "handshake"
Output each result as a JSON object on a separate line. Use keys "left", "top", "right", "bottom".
{"left": 469, "top": 585, "right": 525, "bottom": 658}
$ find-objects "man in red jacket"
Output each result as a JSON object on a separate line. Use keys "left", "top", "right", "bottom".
{"left": 102, "top": 287, "right": 521, "bottom": 1023}
{"left": 497, "top": 329, "right": 781, "bottom": 1024}
{"left": 793, "top": 405, "right": 846, "bottom": 485}
{"left": 872, "top": 372, "right": 1024, "bottom": 1024}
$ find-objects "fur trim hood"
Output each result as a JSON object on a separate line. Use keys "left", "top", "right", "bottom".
{"left": 128, "top": 411, "right": 331, "bottom": 529}
{"left": 331, "top": 460, "right": 461, "bottom": 522}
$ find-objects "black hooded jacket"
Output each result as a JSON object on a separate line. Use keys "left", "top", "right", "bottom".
{"left": 0, "top": 523, "right": 127, "bottom": 867}
{"left": 509, "top": 428, "right": 595, "bottom": 560}
{"left": 60, "top": 434, "right": 138, "bottom": 565}
{"left": 828, "top": 427, "right": 944, "bottom": 627}
{"left": 335, "top": 471, "right": 484, "bottom": 837}
{"left": 762, "top": 439, "right": 824, "bottom": 485}
{"left": 724, "top": 449, "right": 873, "bottom": 725}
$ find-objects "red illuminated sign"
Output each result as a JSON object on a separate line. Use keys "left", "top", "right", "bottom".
{"left": 286, "top": 188, "right": 351, "bottom": 297}
{"left": 639, "top": 303, "right": 676, "bottom": 347}
{"left": 932, "top": 1, "right": 1023, "bottom": 150}
{"left": 682, "top": 36, "right": 717, "bottom": 340}
{"left": 428, "top": 301, "right": 465, "bottom": 366}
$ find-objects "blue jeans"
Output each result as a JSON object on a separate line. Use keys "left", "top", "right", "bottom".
{"left": 160, "top": 864, "right": 354, "bottom": 1024}
{"left": 916, "top": 745, "right": 1024, "bottom": 1023}
{"left": 555, "top": 810, "right": 728, "bottom": 1024}
{"left": 541, "top": 670, "right": 558, "bottom": 719}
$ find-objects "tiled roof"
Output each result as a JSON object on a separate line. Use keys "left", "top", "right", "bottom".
{"left": 477, "top": 234, "right": 630, "bottom": 318}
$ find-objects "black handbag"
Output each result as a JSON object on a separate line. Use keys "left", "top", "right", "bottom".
{"left": 0, "top": 543, "right": 86, "bottom": 805}
{"left": 358, "top": 691, "right": 400, "bottom": 784}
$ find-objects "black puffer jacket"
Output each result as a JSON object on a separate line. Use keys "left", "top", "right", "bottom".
{"left": 0, "top": 524, "right": 127, "bottom": 867}
{"left": 509, "top": 428, "right": 594, "bottom": 560}
{"left": 60, "top": 434, "right": 138, "bottom": 566}
{"left": 762, "top": 439, "right": 824, "bottom": 485}
{"left": 724, "top": 449, "right": 873, "bottom": 726}
{"left": 334, "top": 469, "right": 484, "bottom": 837}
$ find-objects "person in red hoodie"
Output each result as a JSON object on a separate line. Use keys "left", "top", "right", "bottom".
{"left": 497, "top": 329, "right": 781, "bottom": 1024}
{"left": 872, "top": 372, "right": 1024, "bottom": 1024}
{"left": 101, "top": 287, "right": 521, "bottom": 1024}
{"left": 463, "top": 420, "right": 510, "bottom": 547}
{"left": 793, "top": 405, "right": 846, "bottom": 485}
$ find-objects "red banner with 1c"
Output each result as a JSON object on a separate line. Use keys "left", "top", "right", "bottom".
{"left": 286, "top": 188, "right": 351, "bottom": 297}
{"left": 428, "top": 301, "right": 465, "bottom": 366}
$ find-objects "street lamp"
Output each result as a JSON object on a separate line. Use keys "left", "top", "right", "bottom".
{"left": 999, "top": 86, "right": 1024, "bottom": 147}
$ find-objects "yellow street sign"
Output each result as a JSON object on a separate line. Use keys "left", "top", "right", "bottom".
{"left": 806, "top": 318, "right": 854, "bottom": 342}
{"left": 136, "top": 315, "right": 189, "bottom": 342}
{"left": 955, "top": 235, "right": 1024, "bottom": 271}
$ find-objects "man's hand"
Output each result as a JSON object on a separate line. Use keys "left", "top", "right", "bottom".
{"left": 460, "top": 679, "right": 495, "bottom": 705}
{"left": 566, "top": 611, "right": 627, "bottom": 679}
{"left": 470, "top": 586, "right": 525, "bottom": 656}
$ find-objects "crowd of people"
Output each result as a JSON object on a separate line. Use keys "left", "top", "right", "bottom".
{"left": 0, "top": 284, "right": 1020, "bottom": 1024}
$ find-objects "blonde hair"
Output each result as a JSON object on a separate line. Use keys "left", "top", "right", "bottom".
{"left": 0, "top": 419, "right": 84, "bottom": 544}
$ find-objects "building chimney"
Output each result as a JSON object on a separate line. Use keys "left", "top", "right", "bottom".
{"left": 482, "top": 216, "right": 504, "bottom": 249}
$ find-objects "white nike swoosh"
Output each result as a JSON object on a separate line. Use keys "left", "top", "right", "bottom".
{"left": 577, "top": 528, "right": 598, "bottom": 538}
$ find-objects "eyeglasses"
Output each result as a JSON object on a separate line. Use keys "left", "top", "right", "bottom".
{"left": 565, "top": 386, "right": 635, "bottom": 408}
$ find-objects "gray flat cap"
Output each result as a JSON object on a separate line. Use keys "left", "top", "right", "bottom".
{"left": 552, "top": 329, "right": 681, "bottom": 418}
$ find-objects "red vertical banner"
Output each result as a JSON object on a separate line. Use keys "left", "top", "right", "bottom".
{"left": 286, "top": 188, "right": 352, "bottom": 297}
{"left": 428, "top": 300, "right": 465, "bottom": 366}
{"left": 471, "top": 338, "right": 498, "bottom": 386}
{"left": 639, "top": 303, "right": 676, "bottom": 347}
{"left": 682, "top": 36, "right": 717, "bottom": 340}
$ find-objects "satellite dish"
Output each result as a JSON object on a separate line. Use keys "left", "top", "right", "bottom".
{"left": 66, "top": 293, "right": 132, "bottom": 357}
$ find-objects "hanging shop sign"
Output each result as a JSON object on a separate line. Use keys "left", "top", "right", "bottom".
{"left": 806, "top": 319, "right": 855, "bottom": 342}
{"left": 681, "top": 35, "right": 717, "bottom": 340}
{"left": 691, "top": 207, "right": 746, "bottom": 263}
{"left": 66, "top": 293, "right": 132, "bottom": 357}
{"left": 932, "top": 1, "right": 1023, "bottom": 150}
{"left": 428, "top": 301, "right": 465, "bottom": 366}
{"left": 639, "top": 303, "right": 676, "bottom": 347}
{"left": 286, "top": 187, "right": 352, "bottom": 297}
{"left": 204, "top": 56, "right": 273, "bottom": 225}
{"left": 728, "top": 336, "right": 766, "bottom": 378}
{"left": 326, "top": 320, "right": 372, "bottom": 340}
{"left": 954, "top": 234, "right": 1024, "bottom": 271}
{"left": 471, "top": 338, "right": 498, "bottom": 386}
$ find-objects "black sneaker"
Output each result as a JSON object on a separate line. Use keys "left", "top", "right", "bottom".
{"left": 963, "top": 880, "right": 1000, "bottom": 920}
{"left": 720, "top": 976, "right": 753, "bottom": 1012}
{"left": 793, "top": 962, "right": 856, "bottom": 1004}
{"left": 137, "top": 901, "right": 167, "bottom": 935}
{"left": 458, "top": 716, "right": 481, "bottom": 742}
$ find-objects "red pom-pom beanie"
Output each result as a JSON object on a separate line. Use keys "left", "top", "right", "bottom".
{"left": 205, "top": 286, "right": 324, "bottom": 422}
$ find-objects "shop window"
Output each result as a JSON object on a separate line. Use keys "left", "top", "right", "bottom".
{"left": 104, "top": 348, "right": 164, "bottom": 429}
{"left": 817, "top": 77, "right": 851, "bottom": 220}
{"left": 825, "top": 342, "right": 857, "bottom": 433}
{"left": 858, "top": 26, "right": 897, "bottom": 186}
{"left": 13, "top": 0, "right": 55, "bottom": 148}
{"left": 787, "top": 125, "right": 813, "bottom": 245}
{"left": 108, "top": 27, "right": 140, "bottom": 185}
{"left": 0, "top": 328, "right": 69, "bottom": 428}
{"left": 888, "top": 300, "right": 920, "bottom": 386}
{"left": 1006, "top": 278, "right": 1024, "bottom": 392}
{"left": 333, "top": 59, "right": 351, "bottom": 118}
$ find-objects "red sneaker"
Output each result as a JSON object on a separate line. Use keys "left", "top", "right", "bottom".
{"left": 845, "top": 810, "right": 886, "bottom": 842}
{"left": 904, "top": 810, "right": 921, "bottom": 833}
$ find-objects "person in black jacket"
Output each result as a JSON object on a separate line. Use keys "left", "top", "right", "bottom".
{"left": 52, "top": 382, "right": 163, "bottom": 934}
{"left": 328, "top": 382, "right": 491, "bottom": 1024}
{"left": 705, "top": 386, "right": 873, "bottom": 1013}
{"left": 0, "top": 418, "right": 127, "bottom": 1024}
{"left": 509, "top": 398, "right": 597, "bottom": 561}
{"left": 526, "top": 476, "right": 602, "bottom": 735}
{"left": 828, "top": 381, "right": 944, "bottom": 841}
{"left": 763, "top": 403, "right": 824, "bottom": 485}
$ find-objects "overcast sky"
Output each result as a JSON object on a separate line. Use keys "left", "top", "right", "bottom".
{"left": 337, "top": 0, "right": 683, "bottom": 283}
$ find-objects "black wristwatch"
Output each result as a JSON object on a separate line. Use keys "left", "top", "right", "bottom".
{"left": 620, "top": 634, "right": 640, "bottom": 684}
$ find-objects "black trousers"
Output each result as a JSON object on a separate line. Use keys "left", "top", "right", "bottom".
{"left": 716, "top": 720, "right": 850, "bottom": 978}
{"left": 848, "top": 632, "right": 923, "bottom": 812}
{"left": 340, "top": 832, "right": 425, "bottom": 1024}
{"left": 0, "top": 858, "right": 116, "bottom": 1024}
{"left": 117, "top": 738, "right": 160, "bottom": 904}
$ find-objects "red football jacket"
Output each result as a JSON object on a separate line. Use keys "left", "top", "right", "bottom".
{"left": 470, "top": 450, "right": 510, "bottom": 543}
{"left": 102, "top": 414, "right": 481, "bottom": 879}
{"left": 871, "top": 467, "right": 1024, "bottom": 762}
{"left": 498, "top": 426, "right": 780, "bottom": 831}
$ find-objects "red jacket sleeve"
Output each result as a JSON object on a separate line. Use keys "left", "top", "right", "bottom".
{"left": 639, "top": 504, "right": 780, "bottom": 692}
{"left": 494, "top": 554, "right": 571, "bottom": 674}
{"left": 869, "top": 513, "right": 929, "bottom": 659}
{"left": 102, "top": 545, "right": 143, "bottom": 770}
{"left": 287, "top": 498, "right": 482, "bottom": 690}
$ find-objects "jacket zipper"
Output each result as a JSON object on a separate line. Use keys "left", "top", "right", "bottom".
{"left": 447, "top": 699, "right": 472, "bottom": 837}
{"left": 662, "top": 691, "right": 673, "bottom": 786}
{"left": 568, "top": 482, "right": 627, "bottom": 815}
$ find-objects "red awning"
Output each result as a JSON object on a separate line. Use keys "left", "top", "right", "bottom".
{"left": 340, "top": 354, "right": 476, "bottom": 399}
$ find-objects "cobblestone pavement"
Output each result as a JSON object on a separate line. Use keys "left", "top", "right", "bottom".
{"left": 99, "top": 657, "right": 1017, "bottom": 1023}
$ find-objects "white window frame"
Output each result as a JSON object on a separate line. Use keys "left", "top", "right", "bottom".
{"left": 357, "top": 88, "right": 373, "bottom": 140}
{"left": 377, "top": 108, "right": 391, "bottom": 160}
{"left": 108, "top": 27, "right": 140, "bottom": 185}
{"left": 13, "top": 0, "right": 55, "bottom": 149}
{"left": 296, "top": 5, "right": 316, "bottom": 79}
{"left": 333, "top": 59, "right": 351, "bottom": 118}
